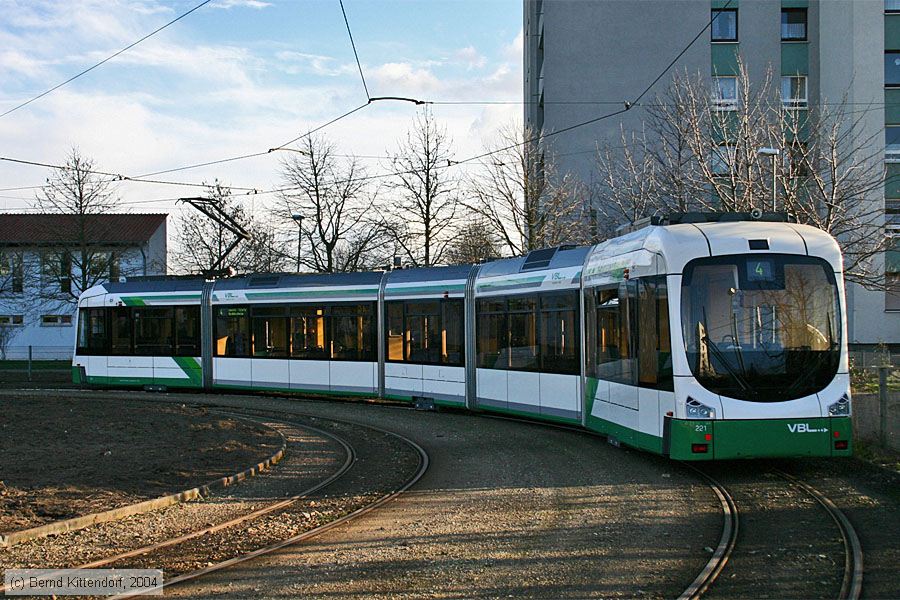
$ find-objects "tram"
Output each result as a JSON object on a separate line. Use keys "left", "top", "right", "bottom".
{"left": 72, "top": 213, "right": 852, "bottom": 460}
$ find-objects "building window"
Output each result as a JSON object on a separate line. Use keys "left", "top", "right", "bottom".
{"left": 888, "top": 273, "right": 900, "bottom": 311}
{"left": 781, "top": 8, "right": 807, "bottom": 41}
{"left": 785, "top": 141, "right": 810, "bottom": 177}
{"left": 887, "top": 0, "right": 900, "bottom": 14}
{"left": 40, "top": 314, "right": 73, "bottom": 327}
{"left": 0, "top": 315, "right": 24, "bottom": 326}
{"left": 711, "top": 9, "right": 737, "bottom": 42}
{"left": 0, "top": 252, "right": 23, "bottom": 294}
{"left": 887, "top": 199, "right": 900, "bottom": 233}
{"left": 710, "top": 145, "right": 735, "bottom": 176}
{"left": 886, "top": 51, "right": 900, "bottom": 87}
{"left": 712, "top": 76, "right": 739, "bottom": 110}
{"left": 781, "top": 75, "right": 808, "bottom": 108}
{"left": 887, "top": 127, "right": 900, "bottom": 162}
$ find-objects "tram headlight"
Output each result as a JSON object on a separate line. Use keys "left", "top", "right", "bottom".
{"left": 686, "top": 397, "right": 715, "bottom": 419}
{"left": 828, "top": 394, "right": 851, "bottom": 417}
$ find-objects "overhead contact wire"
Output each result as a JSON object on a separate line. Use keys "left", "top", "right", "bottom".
{"left": 0, "top": 0, "right": 213, "bottom": 119}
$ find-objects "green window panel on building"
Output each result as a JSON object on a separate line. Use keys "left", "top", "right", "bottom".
{"left": 711, "top": 0, "right": 735, "bottom": 9}
{"left": 885, "top": 15, "right": 900, "bottom": 48}
{"left": 781, "top": 43, "right": 808, "bottom": 76}
{"left": 886, "top": 163, "right": 900, "bottom": 199}
{"left": 886, "top": 89, "right": 900, "bottom": 124}
{"left": 780, "top": 0, "right": 808, "bottom": 8}
{"left": 712, "top": 43, "right": 739, "bottom": 75}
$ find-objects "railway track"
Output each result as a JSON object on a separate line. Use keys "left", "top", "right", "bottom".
{"left": 0, "top": 406, "right": 428, "bottom": 598}
{"left": 471, "top": 410, "right": 863, "bottom": 600}
{"left": 680, "top": 466, "right": 863, "bottom": 600}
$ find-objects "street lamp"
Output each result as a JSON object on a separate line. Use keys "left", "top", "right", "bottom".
{"left": 757, "top": 147, "right": 780, "bottom": 212}
{"left": 291, "top": 214, "right": 304, "bottom": 272}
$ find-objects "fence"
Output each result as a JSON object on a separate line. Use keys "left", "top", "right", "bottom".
{"left": 850, "top": 350, "right": 900, "bottom": 453}
{"left": 0, "top": 345, "right": 72, "bottom": 385}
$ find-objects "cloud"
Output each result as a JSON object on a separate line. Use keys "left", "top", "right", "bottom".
{"left": 274, "top": 51, "right": 356, "bottom": 77}
{"left": 208, "top": 0, "right": 272, "bottom": 9}
{"left": 454, "top": 46, "right": 486, "bottom": 70}
{"left": 502, "top": 29, "right": 523, "bottom": 62}
{"left": 369, "top": 62, "right": 444, "bottom": 96}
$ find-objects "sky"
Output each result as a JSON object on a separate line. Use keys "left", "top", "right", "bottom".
{"left": 0, "top": 0, "right": 523, "bottom": 220}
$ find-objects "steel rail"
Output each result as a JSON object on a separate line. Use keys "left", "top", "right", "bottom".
{"left": 675, "top": 464, "right": 739, "bottom": 600}
{"left": 773, "top": 469, "right": 863, "bottom": 600}
{"left": 0, "top": 414, "right": 355, "bottom": 596}
{"left": 110, "top": 405, "right": 430, "bottom": 598}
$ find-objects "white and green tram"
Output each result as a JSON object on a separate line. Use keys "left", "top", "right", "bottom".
{"left": 73, "top": 213, "right": 852, "bottom": 460}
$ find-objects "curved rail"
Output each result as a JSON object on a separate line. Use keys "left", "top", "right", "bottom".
{"left": 112, "top": 407, "right": 430, "bottom": 598}
{"left": 0, "top": 414, "right": 356, "bottom": 597}
{"left": 773, "top": 469, "right": 863, "bottom": 600}
{"left": 464, "top": 412, "right": 740, "bottom": 600}
{"left": 676, "top": 465, "right": 739, "bottom": 600}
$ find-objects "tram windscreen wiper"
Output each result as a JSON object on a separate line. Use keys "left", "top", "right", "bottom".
{"left": 702, "top": 334, "right": 754, "bottom": 394}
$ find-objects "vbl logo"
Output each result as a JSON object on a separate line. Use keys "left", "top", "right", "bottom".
{"left": 787, "top": 423, "right": 828, "bottom": 433}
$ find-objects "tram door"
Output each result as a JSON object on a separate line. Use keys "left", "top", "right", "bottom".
{"left": 604, "top": 280, "right": 639, "bottom": 413}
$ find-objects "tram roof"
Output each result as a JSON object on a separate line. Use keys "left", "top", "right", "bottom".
{"left": 476, "top": 245, "right": 591, "bottom": 279}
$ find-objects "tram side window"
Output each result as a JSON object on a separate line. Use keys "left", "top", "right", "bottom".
{"left": 134, "top": 308, "right": 174, "bottom": 355}
{"left": 539, "top": 292, "right": 579, "bottom": 375}
{"left": 406, "top": 301, "right": 441, "bottom": 363}
{"left": 476, "top": 298, "right": 505, "bottom": 368}
{"left": 174, "top": 306, "right": 201, "bottom": 357}
{"left": 637, "top": 277, "right": 673, "bottom": 391}
{"left": 331, "top": 304, "right": 375, "bottom": 361}
{"left": 110, "top": 307, "right": 132, "bottom": 355}
{"left": 594, "top": 283, "right": 636, "bottom": 384}
{"left": 77, "top": 308, "right": 107, "bottom": 354}
{"left": 251, "top": 306, "right": 288, "bottom": 358}
{"left": 216, "top": 307, "right": 250, "bottom": 357}
{"left": 290, "top": 306, "right": 327, "bottom": 359}
{"left": 386, "top": 299, "right": 464, "bottom": 366}
{"left": 443, "top": 301, "right": 464, "bottom": 365}
{"left": 386, "top": 303, "right": 404, "bottom": 361}
{"left": 508, "top": 296, "right": 539, "bottom": 370}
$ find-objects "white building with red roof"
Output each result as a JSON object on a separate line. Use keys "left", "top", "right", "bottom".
{"left": 0, "top": 213, "right": 167, "bottom": 357}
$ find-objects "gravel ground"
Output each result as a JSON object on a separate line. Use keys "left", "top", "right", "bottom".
{"left": 784, "top": 457, "right": 900, "bottom": 600}
{"left": 119, "top": 393, "right": 725, "bottom": 600}
{"left": 699, "top": 465, "right": 845, "bottom": 600}
{"left": 0, "top": 417, "right": 345, "bottom": 573}
{"left": 0, "top": 395, "right": 280, "bottom": 533}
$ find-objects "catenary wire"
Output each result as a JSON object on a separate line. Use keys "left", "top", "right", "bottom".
{"left": 339, "top": 0, "right": 370, "bottom": 100}
{"left": 0, "top": 0, "right": 213, "bottom": 119}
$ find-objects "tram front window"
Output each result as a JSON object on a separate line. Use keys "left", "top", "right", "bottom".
{"left": 681, "top": 255, "right": 840, "bottom": 402}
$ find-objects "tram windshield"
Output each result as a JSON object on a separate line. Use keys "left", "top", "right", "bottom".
{"left": 681, "top": 255, "right": 840, "bottom": 402}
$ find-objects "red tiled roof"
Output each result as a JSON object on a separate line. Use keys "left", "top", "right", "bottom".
{"left": 0, "top": 213, "right": 166, "bottom": 245}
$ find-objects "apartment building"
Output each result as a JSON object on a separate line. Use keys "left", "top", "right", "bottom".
{"left": 524, "top": 0, "right": 894, "bottom": 347}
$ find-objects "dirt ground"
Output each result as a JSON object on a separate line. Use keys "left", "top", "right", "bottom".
{"left": 0, "top": 395, "right": 281, "bottom": 534}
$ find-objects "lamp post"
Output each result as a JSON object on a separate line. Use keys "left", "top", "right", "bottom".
{"left": 757, "top": 147, "right": 780, "bottom": 212}
{"left": 291, "top": 213, "right": 304, "bottom": 272}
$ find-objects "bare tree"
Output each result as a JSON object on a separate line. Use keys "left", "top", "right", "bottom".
{"left": 444, "top": 218, "right": 501, "bottom": 265}
{"left": 593, "top": 59, "right": 886, "bottom": 287}
{"left": 172, "top": 181, "right": 289, "bottom": 275}
{"left": 279, "top": 135, "right": 391, "bottom": 273}
{"left": 34, "top": 148, "right": 125, "bottom": 308}
{"left": 385, "top": 108, "right": 459, "bottom": 267}
{"left": 467, "top": 121, "right": 588, "bottom": 255}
